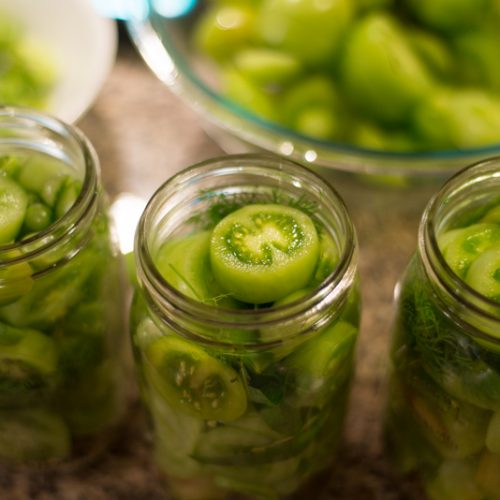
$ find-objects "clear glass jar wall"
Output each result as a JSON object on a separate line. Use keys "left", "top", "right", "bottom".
{"left": 385, "top": 158, "right": 500, "bottom": 499}
{"left": 131, "top": 155, "right": 360, "bottom": 499}
{"left": 0, "top": 108, "right": 127, "bottom": 466}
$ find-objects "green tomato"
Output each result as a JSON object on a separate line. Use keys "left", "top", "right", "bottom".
{"left": 155, "top": 230, "right": 239, "bottom": 307}
{"left": 465, "top": 244, "right": 500, "bottom": 302}
{"left": 438, "top": 223, "right": 500, "bottom": 279}
{"left": 194, "top": 4, "right": 257, "bottom": 60}
{"left": 233, "top": 47, "right": 302, "bottom": 87}
{"left": 210, "top": 204, "right": 319, "bottom": 304}
{"left": 281, "top": 75, "right": 341, "bottom": 134}
{"left": 285, "top": 320, "right": 357, "bottom": 407}
{"left": 340, "top": 13, "right": 433, "bottom": 125}
{"left": 256, "top": 0, "right": 354, "bottom": 66}
{"left": 0, "top": 321, "right": 58, "bottom": 406}
{"left": 144, "top": 335, "right": 247, "bottom": 421}
{"left": 407, "top": 0, "right": 494, "bottom": 32}
{"left": 413, "top": 88, "right": 500, "bottom": 150}
{"left": 0, "top": 175, "right": 28, "bottom": 244}
{"left": 402, "top": 369, "right": 489, "bottom": 459}
{"left": 222, "top": 67, "right": 277, "bottom": 121}
{"left": 453, "top": 28, "right": 500, "bottom": 91}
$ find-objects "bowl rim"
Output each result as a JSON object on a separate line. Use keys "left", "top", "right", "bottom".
{"left": 126, "top": 9, "right": 500, "bottom": 178}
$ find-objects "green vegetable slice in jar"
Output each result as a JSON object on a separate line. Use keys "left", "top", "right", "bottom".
{"left": 144, "top": 335, "right": 247, "bottom": 422}
{"left": 210, "top": 204, "right": 319, "bottom": 304}
{"left": 403, "top": 370, "right": 489, "bottom": 459}
{"left": 285, "top": 321, "right": 357, "bottom": 407}
{"left": 16, "top": 156, "right": 66, "bottom": 207}
{"left": 0, "top": 321, "right": 58, "bottom": 405}
{"left": 465, "top": 244, "right": 500, "bottom": 302}
{"left": 438, "top": 223, "right": 500, "bottom": 278}
{"left": 0, "top": 176, "right": 29, "bottom": 244}
{"left": 156, "top": 230, "right": 238, "bottom": 307}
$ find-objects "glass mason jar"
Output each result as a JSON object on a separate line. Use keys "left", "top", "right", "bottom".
{"left": 131, "top": 154, "right": 360, "bottom": 499}
{"left": 0, "top": 108, "right": 127, "bottom": 467}
{"left": 385, "top": 158, "right": 500, "bottom": 499}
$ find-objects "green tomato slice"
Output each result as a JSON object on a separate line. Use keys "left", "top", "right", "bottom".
{"left": 156, "top": 230, "right": 239, "bottom": 307}
{"left": 439, "top": 223, "right": 500, "bottom": 278}
{"left": 0, "top": 321, "right": 58, "bottom": 405}
{"left": 285, "top": 321, "right": 357, "bottom": 408}
{"left": 210, "top": 204, "right": 319, "bottom": 304}
{"left": 16, "top": 155, "right": 70, "bottom": 207}
{"left": 0, "top": 176, "right": 28, "bottom": 244}
{"left": 404, "top": 370, "right": 489, "bottom": 459}
{"left": 144, "top": 335, "right": 247, "bottom": 422}
{"left": 465, "top": 243, "right": 500, "bottom": 302}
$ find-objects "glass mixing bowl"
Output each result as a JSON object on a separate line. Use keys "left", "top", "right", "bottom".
{"left": 126, "top": 1, "right": 500, "bottom": 183}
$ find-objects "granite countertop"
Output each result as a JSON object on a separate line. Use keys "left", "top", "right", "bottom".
{"left": 0, "top": 36, "right": 440, "bottom": 500}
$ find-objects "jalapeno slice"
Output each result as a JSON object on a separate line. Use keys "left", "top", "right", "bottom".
{"left": 145, "top": 336, "right": 247, "bottom": 422}
{"left": 210, "top": 204, "right": 319, "bottom": 304}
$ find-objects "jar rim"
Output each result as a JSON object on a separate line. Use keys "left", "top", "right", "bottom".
{"left": 420, "top": 156, "right": 500, "bottom": 338}
{"left": 0, "top": 107, "right": 99, "bottom": 265}
{"left": 135, "top": 153, "right": 358, "bottom": 346}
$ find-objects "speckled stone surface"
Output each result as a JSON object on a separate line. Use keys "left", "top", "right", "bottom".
{"left": 0, "top": 38, "right": 442, "bottom": 500}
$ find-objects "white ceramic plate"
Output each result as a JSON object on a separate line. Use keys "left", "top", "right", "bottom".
{"left": 0, "top": 0, "right": 117, "bottom": 123}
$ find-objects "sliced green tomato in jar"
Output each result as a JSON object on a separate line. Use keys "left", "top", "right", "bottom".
{"left": 0, "top": 321, "right": 58, "bottom": 405}
{"left": 144, "top": 335, "right": 247, "bottom": 422}
{"left": 156, "top": 230, "right": 239, "bottom": 308}
{"left": 0, "top": 407, "right": 70, "bottom": 464}
{"left": 16, "top": 155, "right": 70, "bottom": 207}
{"left": 55, "top": 178, "right": 82, "bottom": 219}
{"left": 0, "top": 247, "right": 97, "bottom": 329}
{"left": 285, "top": 321, "right": 357, "bottom": 407}
{"left": 465, "top": 244, "right": 500, "bottom": 302}
{"left": 22, "top": 201, "right": 53, "bottom": 234}
{"left": 311, "top": 229, "right": 339, "bottom": 285}
{"left": 404, "top": 370, "right": 489, "bottom": 459}
{"left": 0, "top": 257, "right": 33, "bottom": 306}
{"left": 210, "top": 204, "right": 319, "bottom": 304}
{"left": 0, "top": 175, "right": 28, "bottom": 244}
{"left": 438, "top": 223, "right": 500, "bottom": 278}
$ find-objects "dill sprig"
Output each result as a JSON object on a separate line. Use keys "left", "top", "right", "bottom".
{"left": 188, "top": 188, "right": 320, "bottom": 230}
{"left": 398, "top": 262, "right": 473, "bottom": 373}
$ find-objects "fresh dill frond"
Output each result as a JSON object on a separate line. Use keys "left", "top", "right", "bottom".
{"left": 189, "top": 188, "right": 320, "bottom": 230}
{"left": 398, "top": 261, "right": 472, "bottom": 374}
{"left": 188, "top": 190, "right": 260, "bottom": 229}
